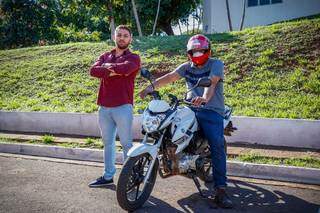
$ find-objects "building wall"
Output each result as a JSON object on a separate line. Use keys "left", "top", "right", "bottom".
{"left": 203, "top": 0, "right": 320, "bottom": 33}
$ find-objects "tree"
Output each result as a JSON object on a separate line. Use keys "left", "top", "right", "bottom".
{"left": 225, "top": 0, "right": 233, "bottom": 31}
{"left": 133, "top": 0, "right": 201, "bottom": 35}
{"left": 107, "top": 1, "right": 116, "bottom": 39}
{"left": 177, "top": 20, "right": 182, "bottom": 35}
{"left": 0, "top": 0, "right": 202, "bottom": 48}
{"left": 131, "top": 0, "right": 143, "bottom": 36}
{"left": 152, "top": 0, "right": 161, "bottom": 36}
{"left": 0, "top": 0, "right": 60, "bottom": 48}
{"left": 239, "top": 0, "right": 246, "bottom": 31}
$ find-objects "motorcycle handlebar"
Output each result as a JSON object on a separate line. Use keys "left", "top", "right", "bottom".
{"left": 182, "top": 100, "right": 206, "bottom": 107}
{"left": 183, "top": 100, "right": 193, "bottom": 105}
{"left": 146, "top": 91, "right": 204, "bottom": 108}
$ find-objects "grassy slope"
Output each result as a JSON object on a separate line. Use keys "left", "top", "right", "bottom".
{"left": 0, "top": 15, "right": 319, "bottom": 119}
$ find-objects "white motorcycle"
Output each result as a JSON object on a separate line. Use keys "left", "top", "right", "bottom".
{"left": 116, "top": 68, "right": 236, "bottom": 211}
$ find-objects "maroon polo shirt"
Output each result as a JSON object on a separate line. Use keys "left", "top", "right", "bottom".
{"left": 89, "top": 49, "right": 141, "bottom": 107}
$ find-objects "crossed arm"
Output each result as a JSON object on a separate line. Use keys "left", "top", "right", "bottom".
{"left": 90, "top": 55, "right": 140, "bottom": 78}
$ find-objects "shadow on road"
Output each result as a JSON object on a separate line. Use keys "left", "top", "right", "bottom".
{"left": 135, "top": 196, "right": 185, "bottom": 213}
{"left": 127, "top": 179, "right": 319, "bottom": 213}
{"left": 177, "top": 179, "right": 320, "bottom": 213}
{"left": 94, "top": 183, "right": 184, "bottom": 212}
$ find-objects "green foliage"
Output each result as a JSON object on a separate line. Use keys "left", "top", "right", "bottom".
{"left": 56, "top": 0, "right": 121, "bottom": 40}
{"left": 0, "top": 0, "right": 60, "bottom": 49}
{"left": 0, "top": 0, "right": 201, "bottom": 48}
{"left": 132, "top": 0, "right": 201, "bottom": 35}
{"left": 0, "top": 16, "right": 319, "bottom": 119}
{"left": 1, "top": 137, "right": 319, "bottom": 168}
{"left": 232, "top": 153, "right": 320, "bottom": 169}
{"left": 42, "top": 135, "right": 54, "bottom": 144}
{"left": 85, "top": 137, "right": 103, "bottom": 148}
{"left": 57, "top": 26, "right": 102, "bottom": 42}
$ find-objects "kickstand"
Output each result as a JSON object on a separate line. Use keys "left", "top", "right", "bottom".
{"left": 190, "top": 174, "right": 218, "bottom": 209}
{"left": 191, "top": 174, "right": 206, "bottom": 198}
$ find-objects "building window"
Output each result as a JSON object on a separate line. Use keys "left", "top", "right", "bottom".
{"left": 248, "top": 0, "right": 282, "bottom": 7}
{"left": 260, "top": 0, "right": 270, "bottom": 5}
{"left": 248, "top": 0, "right": 258, "bottom": 7}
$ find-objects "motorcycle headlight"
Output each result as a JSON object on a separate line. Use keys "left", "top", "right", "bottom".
{"left": 142, "top": 110, "right": 166, "bottom": 133}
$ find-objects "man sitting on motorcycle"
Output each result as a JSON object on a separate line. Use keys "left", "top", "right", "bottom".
{"left": 139, "top": 34, "right": 233, "bottom": 208}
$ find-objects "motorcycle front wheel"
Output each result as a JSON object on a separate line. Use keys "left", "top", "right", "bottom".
{"left": 116, "top": 153, "right": 159, "bottom": 211}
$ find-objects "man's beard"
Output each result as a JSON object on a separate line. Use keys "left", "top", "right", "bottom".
{"left": 116, "top": 41, "right": 130, "bottom": 50}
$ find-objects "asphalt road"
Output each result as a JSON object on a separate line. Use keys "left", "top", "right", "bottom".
{"left": 0, "top": 154, "right": 319, "bottom": 213}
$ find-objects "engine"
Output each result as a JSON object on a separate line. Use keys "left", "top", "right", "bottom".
{"left": 159, "top": 143, "right": 202, "bottom": 177}
{"left": 160, "top": 145, "right": 210, "bottom": 178}
{"left": 159, "top": 125, "right": 211, "bottom": 178}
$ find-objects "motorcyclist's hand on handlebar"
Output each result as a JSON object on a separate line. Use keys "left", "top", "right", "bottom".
{"left": 191, "top": 96, "right": 208, "bottom": 107}
{"left": 139, "top": 85, "right": 153, "bottom": 99}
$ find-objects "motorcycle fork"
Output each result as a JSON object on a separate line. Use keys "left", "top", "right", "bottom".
{"left": 140, "top": 134, "right": 163, "bottom": 192}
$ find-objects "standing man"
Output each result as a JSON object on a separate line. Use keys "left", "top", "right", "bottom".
{"left": 140, "top": 34, "right": 233, "bottom": 208}
{"left": 89, "top": 25, "right": 141, "bottom": 187}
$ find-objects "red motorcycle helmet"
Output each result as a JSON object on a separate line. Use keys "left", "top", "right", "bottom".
{"left": 187, "top": 34, "right": 211, "bottom": 66}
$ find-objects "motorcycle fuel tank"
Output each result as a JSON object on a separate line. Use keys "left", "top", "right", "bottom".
{"left": 148, "top": 100, "right": 170, "bottom": 113}
{"left": 171, "top": 106, "right": 197, "bottom": 147}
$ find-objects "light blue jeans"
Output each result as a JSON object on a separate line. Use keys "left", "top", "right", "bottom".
{"left": 98, "top": 104, "right": 133, "bottom": 180}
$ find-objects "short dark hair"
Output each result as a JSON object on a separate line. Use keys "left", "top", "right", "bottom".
{"left": 115, "top": 25, "right": 132, "bottom": 36}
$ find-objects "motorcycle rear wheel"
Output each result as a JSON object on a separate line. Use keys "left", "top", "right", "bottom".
{"left": 116, "top": 153, "right": 159, "bottom": 211}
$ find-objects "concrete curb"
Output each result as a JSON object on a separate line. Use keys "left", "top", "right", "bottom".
{"left": 1, "top": 111, "right": 320, "bottom": 149}
{"left": 1, "top": 142, "right": 319, "bottom": 185}
{"left": 0, "top": 143, "right": 123, "bottom": 164}
{"left": 227, "top": 161, "right": 320, "bottom": 185}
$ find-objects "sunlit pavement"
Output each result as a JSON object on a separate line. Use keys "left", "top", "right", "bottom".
{"left": 0, "top": 154, "right": 319, "bottom": 213}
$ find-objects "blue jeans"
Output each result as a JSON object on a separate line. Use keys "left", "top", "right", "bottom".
{"left": 193, "top": 108, "right": 227, "bottom": 188}
{"left": 98, "top": 104, "right": 133, "bottom": 180}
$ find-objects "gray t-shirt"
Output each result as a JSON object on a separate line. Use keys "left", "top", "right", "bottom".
{"left": 175, "top": 58, "right": 225, "bottom": 116}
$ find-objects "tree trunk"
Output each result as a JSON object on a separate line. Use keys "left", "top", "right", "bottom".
{"left": 131, "top": 0, "right": 143, "bottom": 36}
{"left": 160, "top": 23, "right": 174, "bottom": 35}
{"left": 197, "top": 6, "right": 201, "bottom": 32}
{"left": 239, "top": 0, "right": 246, "bottom": 31}
{"left": 192, "top": 13, "right": 195, "bottom": 34}
{"left": 225, "top": 0, "right": 233, "bottom": 31}
{"left": 178, "top": 21, "right": 182, "bottom": 35}
{"left": 107, "top": 1, "right": 115, "bottom": 39}
{"left": 186, "top": 20, "right": 189, "bottom": 34}
{"left": 152, "top": 0, "right": 161, "bottom": 36}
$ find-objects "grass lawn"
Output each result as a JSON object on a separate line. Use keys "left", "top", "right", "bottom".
{"left": 0, "top": 15, "right": 319, "bottom": 119}
{"left": 1, "top": 137, "right": 319, "bottom": 169}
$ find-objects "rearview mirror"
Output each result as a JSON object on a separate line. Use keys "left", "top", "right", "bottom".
{"left": 140, "top": 68, "right": 151, "bottom": 80}
{"left": 196, "top": 78, "right": 212, "bottom": 88}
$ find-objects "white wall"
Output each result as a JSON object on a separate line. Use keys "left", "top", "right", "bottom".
{"left": 203, "top": 0, "right": 320, "bottom": 33}
{"left": 1, "top": 111, "right": 320, "bottom": 149}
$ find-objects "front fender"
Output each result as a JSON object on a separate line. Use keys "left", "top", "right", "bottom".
{"left": 127, "top": 143, "right": 158, "bottom": 159}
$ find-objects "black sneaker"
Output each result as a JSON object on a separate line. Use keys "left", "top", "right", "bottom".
{"left": 213, "top": 188, "right": 233, "bottom": 209}
{"left": 88, "top": 176, "right": 113, "bottom": 188}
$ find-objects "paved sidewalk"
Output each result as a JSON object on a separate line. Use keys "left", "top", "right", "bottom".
{"left": 0, "top": 153, "right": 319, "bottom": 213}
